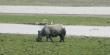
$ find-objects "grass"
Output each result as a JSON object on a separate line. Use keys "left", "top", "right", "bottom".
{"left": 0, "top": 34, "right": 110, "bottom": 55}
{"left": 0, "top": 14, "right": 110, "bottom": 25}
{"left": 0, "top": 0, "right": 110, "bottom": 6}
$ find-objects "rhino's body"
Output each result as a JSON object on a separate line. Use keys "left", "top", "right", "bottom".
{"left": 37, "top": 24, "right": 66, "bottom": 42}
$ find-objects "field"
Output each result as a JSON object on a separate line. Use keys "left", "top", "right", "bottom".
{"left": 0, "top": 0, "right": 110, "bottom": 54}
{"left": 0, "top": 14, "right": 110, "bottom": 55}
{"left": 0, "top": 0, "right": 110, "bottom": 6}
{"left": 0, "top": 34, "right": 110, "bottom": 55}
{"left": 0, "top": 14, "right": 110, "bottom": 25}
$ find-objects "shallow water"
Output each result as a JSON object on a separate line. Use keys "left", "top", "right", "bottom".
{"left": 0, "top": 23, "right": 110, "bottom": 37}
{"left": 0, "top": 6, "right": 110, "bottom": 15}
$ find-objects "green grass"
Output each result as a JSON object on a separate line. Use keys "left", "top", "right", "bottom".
{"left": 0, "top": 34, "right": 110, "bottom": 55}
{"left": 0, "top": 14, "right": 110, "bottom": 25}
{"left": 0, "top": 0, "right": 110, "bottom": 6}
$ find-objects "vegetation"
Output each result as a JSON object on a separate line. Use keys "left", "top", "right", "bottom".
{"left": 0, "top": 0, "right": 109, "bottom": 6}
{"left": 0, "top": 14, "right": 110, "bottom": 25}
{"left": 0, "top": 34, "right": 110, "bottom": 55}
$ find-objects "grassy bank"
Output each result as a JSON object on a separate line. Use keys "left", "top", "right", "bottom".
{"left": 0, "top": 14, "right": 110, "bottom": 25}
{"left": 0, "top": 34, "right": 110, "bottom": 55}
{"left": 0, "top": 0, "right": 110, "bottom": 6}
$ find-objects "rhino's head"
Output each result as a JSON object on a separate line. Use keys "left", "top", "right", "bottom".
{"left": 36, "top": 30, "right": 43, "bottom": 42}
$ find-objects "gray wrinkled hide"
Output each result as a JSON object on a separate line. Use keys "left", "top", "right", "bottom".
{"left": 37, "top": 24, "right": 66, "bottom": 42}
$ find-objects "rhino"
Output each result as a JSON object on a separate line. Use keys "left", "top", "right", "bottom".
{"left": 36, "top": 24, "right": 66, "bottom": 42}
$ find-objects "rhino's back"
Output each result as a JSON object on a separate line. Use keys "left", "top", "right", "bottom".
{"left": 43, "top": 24, "right": 65, "bottom": 35}
{"left": 48, "top": 24, "right": 64, "bottom": 31}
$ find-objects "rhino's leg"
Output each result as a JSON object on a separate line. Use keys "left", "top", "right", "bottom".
{"left": 46, "top": 35, "right": 53, "bottom": 42}
{"left": 46, "top": 36, "right": 49, "bottom": 41}
{"left": 59, "top": 35, "right": 64, "bottom": 42}
{"left": 49, "top": 35, "right": 53, "bottom": 42}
